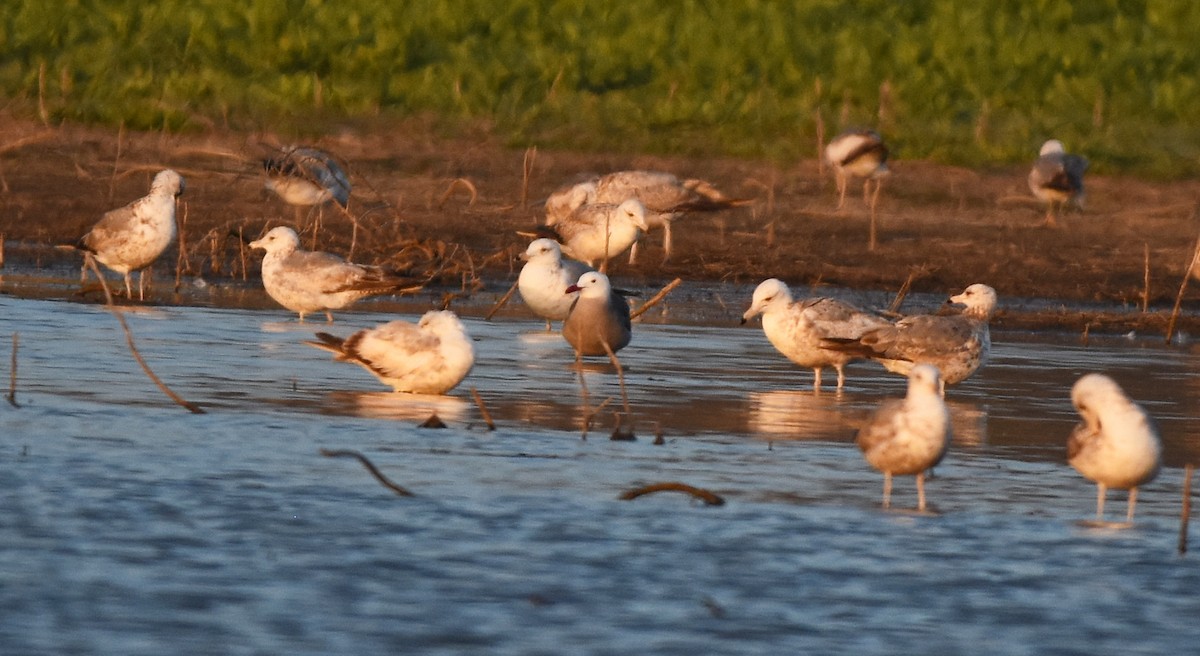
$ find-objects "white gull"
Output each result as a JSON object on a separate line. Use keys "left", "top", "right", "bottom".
{"left": 1067, "top": 373, "right": 1161, "bottom": 523}
{"left": 250, "top": 226, "right": 418, "bottom": 322}
{"left": 823, "top": 283, "right": 997, "bottom": 394}
{"left": 741, "top": 278, "right": 889, "bottom": 391}
{"left": 562, "top": 271, "right": 632, "bottom": 357}
{"left": 517, "top": 238, "right": 593, "bottom": 329}
{"left": 306, "top": 310, "right": 475, "bottom": 395}
{"left": 78, "top": 169, "right": 185, "bottom": 300}
{"left": 550, "top": 198, "right": 648, "bottom": 271}
{"left": 856, "top": 364, "right": 951, "bottom": 511}
{"left": 1028, "top": 139, "right": 1088, "bottom": 227}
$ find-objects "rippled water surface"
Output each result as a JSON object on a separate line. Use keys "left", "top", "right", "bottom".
{"left": 3, "top": 293, "right": 1200, "bottom": 655}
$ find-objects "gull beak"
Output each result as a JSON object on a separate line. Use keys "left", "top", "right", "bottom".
{"left": 565, "top": 284, "right": 581, "bottom": 294}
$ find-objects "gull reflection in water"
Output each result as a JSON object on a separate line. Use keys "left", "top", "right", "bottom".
{"left": 324, "top": 391, "right": 469, "bottom": 422}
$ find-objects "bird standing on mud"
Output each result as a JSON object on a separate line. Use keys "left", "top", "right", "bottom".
{"left": 545, "top": 198, "right": 649, "bottom": 272}
{"left": 1067, "top": 373, "right": 1161, "bottom": 524}
{"left": 76, "top": 168, "right": 185, "bottom": 301}
{"left": 856, "top": 364, "right": 951, "bottom": 512}
{"left": 1028, "top": 139, "right": 1088, "bottom": 227}
{"left": 741, "top": 278, "right": 889, "bottom": 392}
{"left": 250, "top": 226, "right": 419, "bottom": 322}
{"left": 262, "top": 145, "right": 352, "bottom": 244}
{"left": 825, "top": 129, "right": 889, "bottom": 212}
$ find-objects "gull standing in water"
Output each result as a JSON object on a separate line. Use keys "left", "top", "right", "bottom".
{"left": 823, "top": 284, "right": 997, "bottom": 394}
{"left": 263, "top": 145, "right": 352, "bottom": 243}
{"left": 306, "top": 310, "right": 475, "bottom": 394}
{"left": 741, "top": 278, "right": 889, "bottom": 392}
{"left": 562, "top": 271, "right": 632, "bottom": 357}
{"left": 1067, "top": 373, "right": 1161, "bottom": 523}
{"left": 77, "top": 169, "right": 185, "bottom": 300}
{"left": 1028, "top": 139, "right": 1088, "bottom": 227}
{"left": 517, "top": 238, "right": 593, "bottom": 330}
{"left": 825, "top": 130, "right": 889, "bottom": 212}
{"left": 250, "top": 226, "right": 419, "bottom": 322}
{"left": 856, "top": 364, "right": 951, "bottom": 512}
{"left": 549, "top": 198, "right": 648, "bottom": 271}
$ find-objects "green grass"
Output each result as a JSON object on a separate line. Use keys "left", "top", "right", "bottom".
{"left": 2, "top": 0, "right": 1199, "bottom": 176}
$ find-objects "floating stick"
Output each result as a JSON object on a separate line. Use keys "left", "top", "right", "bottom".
{"left": 888, "top": 272, "right": 917, "bottom": 314}
{"left": 630, "top": 277, "right": 682, "bottom": 320}
{"left": 85, "top": 257, "right": 204, "bottom": 414}
{"left": 470, "top": 387, "right": 495, "bottom": 431}
{"left": 1181, "top": 464, "right": 1193, "bottom": 556}
{"left": 319, "top": 448, "right": 415, "bottom": 497}
{"left": 619, "top": 482, "right": 725, "bottom": 506}
{"left": 1165, "top": 231, "right": 1200, "bottom": 344}
{"left": 7, "top": 332, "right": 17, "bottom": 408}
{"left": 485, "top": 280, "right": 520, "bottom": 321}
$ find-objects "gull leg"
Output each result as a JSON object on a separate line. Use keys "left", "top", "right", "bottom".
{"left": 628, "top": 240, "right": 639, "bottom": 264}
{"left": 123, "top": 272, "right": 133, "bottom": 300}
{"left": 661, "top": 221, "right": 673, "bottom": 264}
{"left": 882, "top": 472, "right": 892, "bottom": 509}
{"left": 835, "top": 364, "right": 846, "bottom": 391}
{"left": 835, "top": 172, "right": 848, "bottom": 210}
{"left": 812, "top": 367, "right": 822, "bottom": 392}
{"left": 138, "top": 270, "right": 147, "bottom": 301}
{"left": 324, "top": 311, "right": 334, "bottom": 323}
{"left": 1095, "top": 483, "right": 1107, "bottom": 521}
{"left": 1126, "top": 487, "right": 1138, "bottom": 522}
{"left": 862, "top": 179, "right": 871, "bottom": 205}
{"left": 917, "top": 471, "right": 927, "bottom": 512}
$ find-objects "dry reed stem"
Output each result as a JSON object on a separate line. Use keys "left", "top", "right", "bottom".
{"left": 437, "top": 178, "right": 478, "bottom": 208}
{"left": 0, "top": 233, "right": 5, "bottom": 270}
{"left": 1142, "top": 242, "right": 1150, "bottom": 313}
{"left": 1181, "top": 463, "right": 1194, "bottom": 555}
{"left": 1165, "top": 232, "right": 1200, "bottom": 344}
{"left": 319, "top": 448, "right": 415, "bottom": 497}
{"left": 630, "top": 277, "right": 682, "bottom": 320}
{"left": 174, "top": 201, "right": 188, "bottom": 290}
{"left": 107, "top": 122, "right": 124, "bottom": 205}
{"left": 0, "top": 130, "right": 55, "bottom": 156}
{"left": 485, "top": 280, "right": 520, "bottom": 321}
{"left": 888, "top": 272, "right": 918, "bottom": 314}
{"left": 619, "top": 482, "right": 725, "bottom": 506}
{"left": 469, "top": 387, "right": 495, "bottom": 431}
{"left": 521, "top": 146, "right": 537, "bottom": 208}
{"left": 37, "top": 61, "right": 48, "bottom": 127}
{"left": 7, "top": 332, "right": 18, "bottom": 408}
{"left": 84, "top": 256, "right": 205, "bottom": 414}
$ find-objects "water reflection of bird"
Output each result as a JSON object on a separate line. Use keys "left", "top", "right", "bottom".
{"left": 1028, "top": 139, "right": 1088, "bottom": 228}
{"left": 305, "top": 310, "right": 475, "bottom": 394}
{"left": 325, "top": 390, "right": 469, "bottom": 422}
{"left": 747, "top": 389, "right": 868, "bottom": 439}
{"left": 825, "top": 129, "right": 889, "bottom": 213}
{"left": 250, "top": 226, "right": 420, "bottom": 322}
{"left": 76, "top": 169, "right": 185, "bottom": 300}
{"left": 823, "top": 284, "right": 997, "bottom": 395}
{"left": 741, "top": 278, "right": 889, "bottom": 392}
{"left": 1067, "top": 373, "right": 1161, "bottom": 523}
{"left": 562, "top": 271, "right": 632, "bottom": 357}
{"left": 517, "top": 238, "right": 593, "bottom": 330}
{"left": 263, "top": 145, "right": 351, "bottom": 241}
{"left": 856, "top": 365, "right": 951, "bottom": 512}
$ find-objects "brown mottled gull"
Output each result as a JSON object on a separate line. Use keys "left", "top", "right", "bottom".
{"left": 77, "top": 169, "right": 185, "bottom": 300}
{"left": 250, "top": 226, "right": 419, "bottom": 322}
{"left": 741, "top": 278, "right": 889, "bottom": 391}
{"left": 306, "top": 310, "right": 475, "bottom": 395}
{"left": 856, "top": 364, "right": 951, "bottom": 511}
{"left": 551, "top": 198, "right": 648, "bottom": 271}
{"left": 1067, "top": 373, "right": 1161, "bottom": 523}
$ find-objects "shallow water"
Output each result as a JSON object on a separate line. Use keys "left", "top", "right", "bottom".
{"left": 3, "top": 293, "right": 1200, "bottom": 655}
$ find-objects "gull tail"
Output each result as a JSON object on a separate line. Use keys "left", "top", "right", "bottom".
{"left": 305, "top": 332, "right": 354, "bottom": 361}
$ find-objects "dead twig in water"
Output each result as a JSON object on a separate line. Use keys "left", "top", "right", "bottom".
{"left": 1165, "top": 231, "right": 1200, "bottom": 344}
{"left": 7, "top": 332, "right": 18, "bottom": 408}
{"left": 619, "top": 482, "right": 725, "bottom": 506}
{"left": 1181, "top": 463, "right": 1194, "bottom": 556}
{"left": 470, "top": 387, "right": 495, "bottom": 431}
{"left": 888, "top": 271, "right": 917, "bottom": 314}
{"left": 630, "top": 278, "right": 682, "bottom": 320}
{"left": 485, "top": 280, "right": 520, "bottom": 321}
{"left": 84, "top": 256, "right": 205, "bottom": 414}
{"left": 319, "top": 448, "right": 415, "bottom": 497}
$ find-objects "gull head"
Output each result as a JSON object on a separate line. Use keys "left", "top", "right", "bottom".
{"left": 1039, "top": 139, "right": 1066, "bottom": 157}
{"left": 521, "top": 238, "right": 563, "bottom": 263}
{"left": 418, "top": 310, "right": 468, "bottom": 336}
{"left": 616, "top": 198, "right": 649, "bottom": 230}
{"left": 741, "top": 278, "right": 793, "bottom": 324}
{"left": 1071, "top": 373, "right": 1127, "bottom": 422}
{"left": 566, "top": 271, "right": 612, "bottom": 298}
{"left": 907, "top": 364, "right": 943, "bottom": 397}
{"left": 249, "top": 226, "right": 301, "bottom": 254}
{"left": 949, "top": 283, "right": 998, "bottom": 320}
{"left": 152, "top": 169, "right": 186, "bottom": 197}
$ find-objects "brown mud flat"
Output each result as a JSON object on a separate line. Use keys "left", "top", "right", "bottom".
{"left": 2, "top": 113, "right": 1200, "bottom": 336}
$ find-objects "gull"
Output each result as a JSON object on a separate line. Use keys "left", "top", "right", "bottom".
{"left": 1028, "top": 139, "right": 1088, "bottom": 227}
{"left": 517, "top": 238, "right": 593, "bottom": 329}
{"left": 77, "top": 169, "right": 185, "bottom": 300}
{"left": 549, "top": 198, "right": 648, "bottom": 271}
{"left": 249, "top": 226, "right": 419, "bottom": 322}
{"left": 544, "top": 176, "right": 599, "bottom": 226}
{"left": 1067, "top": 373, "right": 1162, "bottom": 523}
{"left": 741, "top": 278, "right": 889, "bottom": 391}
{"left": 305, "top": 310, "right": 475, "bottom": 395}
{"left": 562, "top": 271, "right": 632, "bottom": 357}
{"left": 263, "top": 145, "right": 351, "bottom": 242}
{"left": 856, "top": 364, "right": 951, "bottom": 511}
{"left": 591, "top": 170, "right": 751, "bottom": 263}
{"left": 825, "top": 129, "right": 889, "bottom": 212}
{"left": 822, "top": 284, "right": 997, "bottom": 394}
